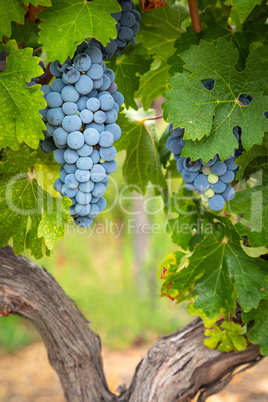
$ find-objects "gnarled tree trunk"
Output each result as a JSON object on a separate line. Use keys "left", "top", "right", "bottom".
{"left": 0, "top": 245, "right": 263, "bottom": 401}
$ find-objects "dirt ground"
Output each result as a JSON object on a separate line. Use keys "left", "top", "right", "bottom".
{"left": 0, "top": 343, "right": 267, "bottom": 402}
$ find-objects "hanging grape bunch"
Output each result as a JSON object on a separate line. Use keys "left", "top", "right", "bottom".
{"left": 40, "top": 43, "right": 124, "bottom": 228}
{"left": 89, "top": 0, "right": 141, "bottom": 60}
{"left": 166, "top": 79, "right": 246, "bottom": 212}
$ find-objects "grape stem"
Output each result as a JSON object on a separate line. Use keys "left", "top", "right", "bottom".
{"left": 143, "top": 115, "right": 163, "bottom": 121}
{"left": 188, "top": 0, "right": 202, "bottom": 33}
{"left": 33, "top": 47, "right": 43, "bottom": 53}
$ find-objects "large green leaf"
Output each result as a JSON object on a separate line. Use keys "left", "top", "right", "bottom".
{"left": 163, "top": 39, "right": 268, "bottom": 162}
{"left": 116, "top": 110, "right": 166, "bottom": 194}
{"left": 38, "top": 0, "right": 120, "bottom": 63}
{"left": 243, "top": 300, "right": 268, "bottom": 356}
{"left": 0, "top": 41, "right": 46, "bottom": 150}
{"left": 161, "top": 217, "right": 268, "bottom": 319}
{"left": 107, "top": 44, "right": 153, "bottom": 110}
{"left": 0, "top": 146, "right": 71, "bottom": 259}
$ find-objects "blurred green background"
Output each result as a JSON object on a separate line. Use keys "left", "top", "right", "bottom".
{"left": 0, "top": 121, "right": 190, "bottom": 353}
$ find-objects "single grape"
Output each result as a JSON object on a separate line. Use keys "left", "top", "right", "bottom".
{"left": 225, "top": 156, "right": 238, "bottom": 170}
{"left": 67, "top": 131, "right": 84, "bottom": 149}
{"left": 75, "top": 75, "right": 93, "bottom": 95}
{"left": 63, "top": 66, "right": 80, "bottom": 84}
{"left": 181, "top": 169, "right": 199, "bottom": 183}
{"left": 62, "top": 102, "right": 78, "bottom": 115}
{"left": 92, "top": 182, "right": 106, "bottom": 197}
{"left": 105, "top": 109, "right": 117, "bottom": 124}
{"left": 86, "top": 97, "right": 101, "bottom": 112}
{"left": 75, "top": 203, "right": 91, "bottom": 216}
{"left": 99, "top": 75, "right": 111, "bottom": 91}
{"left": 40, "top": 137, "right": 57, "bottom": 153}
{"left": 211, "top": 161, "right": 227, "bottom": 176}
{"left": 64, "top": 148, "right": 79, "bottom": 164}
{"left": 194, "top": 174, "right": 210, "bottom": 192}
{"left": 177, "top": 157, "right": 185, "bottom": 173}
{"left": 76, "top": 191, "right": 92, "bottom": 204}
{"left": 204, "top": 188, "right": 215, "bottom": 198}
{"left": 211, "top": 180, "right": 226, "bottom": 193}
{"left": 84, "top": 46, "right": 102, "bottom": 63}
{"left": 53, "top": 127, "right": 68, "bottom": 147}
{"left": 90, "top": 164, "right": 106, "bottom": 182}
{"left": 79, "top": 180, "right": 94, "bottom": 193}
{"left": 105, "top": 124, "right": 121, "bottom": 141}
{"left": 62, "top": 185, "right": 78, "bottom": 198}
{"left": 76, "top": 156, "right": 93, "bottom": 170}
{"left": 46, "top": 92, "right": 63, "bottom": 108}
{"left": 121, "top": 11, "right": 136, "bottom": 27}
{"left": 221, "top": 186, "right": 236, "bottom": 201}
{"left": 99, "top": 94, "right": 114, "bottom": 111}
{"left": 54, "top": 148, "right": 66, "bottom": 164}
{"left": 86, "top": 64, "right": 103, "bottom": 80}
{"left": 87, "top": 204, "right": 99, "bottom": 218}
{"left": 80, "top": 109, "right": 94, "bottom": 124}
{"left": 47, "top": 108, "right": 65, "bottom": 126}
{"left": 75, "top": 169, "right": 91, "bottom": 183}
{"left": 75, "top": 216, "right": 93, "bottom": 227}
{"left": 65, "top": 174, "right": 79, "bottom": 189}
{"left": 73, "top": 53, "right": 92, "bottom": 72}
{"left": 220, "top": 170, "right": 235, "bottom": 183}
{"left": 62, "top": 115, "right": 82, "bottom": 132}
{"left": 84, "top": 128, "right": 100, "bottom": 145}
{"left": 64, "top": 163, "right": 77, "bottom": 173}
{"left": 99, "top": 145, "right": 117, "bottom": 161}
{"left": 77, "top": 143, "right": 93, "bottom": 157}
{"left": 54, "top": 178, "right": 63, "bottom": 192}
{"left": 96, "top": 197, "right": 106, "bottom": 211}
{"left": 183, "top": 158, "right": 202, "bottom": 172}
{"left": 91, "top": 149, "right": 100, "bottom": 164}
{"left": 99, "top": 131, "right": 114, "bottom": 147}
{"left": 61, "top": 86, "right": 80, "bottom": 102}
{"left": 112, "top": 92, "right": 124, "bottom": 106}
{"left": 207, "top": 173, "right": 219, "bottom": 184}
{"left": 94, "top": 110, "right": 106, "bottom": 124}
{"left": 209, "top": 194, "right": 225, "bottom": 211}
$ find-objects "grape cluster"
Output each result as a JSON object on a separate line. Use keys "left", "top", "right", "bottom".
{"left": 40, "top": 44, "right": 124, "bottom": 228}
{"left": 166, "top": 124, "right": 242, "bottom": 212}
{"left": 89, "top": 0, "right": 141, "bottom": 61}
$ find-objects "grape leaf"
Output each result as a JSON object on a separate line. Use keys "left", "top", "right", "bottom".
{"left": 137, "top": 4, "right": 188, "bottom": 62}
{"left": 229, "top": 183, "right": 268, "bottom": 248}
{"left": 23, "top": 0, "right": 51, "bottom": 5}
{"left": 38, "top": 0, "right": 121, "bottom": 63}
{"left": 106, "top": 44, "right": 153, "bottom": 110}
{"left": 163, "top": 39, "right": 268, "bottom": 162}
{"left": 116, "top": 110, "right": 166, "bottom": 194}
{"left": 231, "top": 0, "right": 263, "bottom": 23}
{"left": 136, "top": 61, "right": 169, "bottom": 111}
{"left": 0, "top": 146, "right": 71, "bottom": 259}
{"left": 204, "top": 322, "right": 247, "bottom": 352}
{"left": 243, "top": 300, "right": 268, "bottom": 356}
{"left": 197, "top": 0, "right": 217, "bottom": 11}
{"left": 161, "top": 217, "right": 268, "bottom": 319}
{"left": 0, "top": 41, "right": 46, "bottom": 151}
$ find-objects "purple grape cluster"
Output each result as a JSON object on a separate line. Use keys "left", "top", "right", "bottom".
{"left": 166, "top": 125, "right": 242, "bottom": 211}
{"left": 39, "top": 44, "right": 124, "bottom": 228}
{"left": 89, "top": 0, "right": 141, "bottom": 61}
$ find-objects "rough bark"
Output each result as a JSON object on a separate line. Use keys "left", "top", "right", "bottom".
{"left": 0, "top": 245, "right": 263, "bottom": 402}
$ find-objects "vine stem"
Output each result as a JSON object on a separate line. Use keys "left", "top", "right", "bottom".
{"left": 143, "top": 115, "right": 163, "bottom": 122}
{"left": 188, "top": 0, "right": 202, "bottom": 33}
